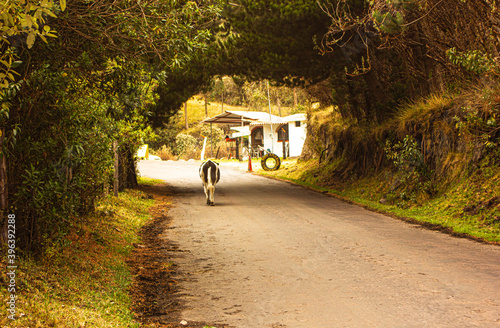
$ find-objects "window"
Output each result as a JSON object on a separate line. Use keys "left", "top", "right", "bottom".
{"left": 251, "top": 127, "right": 264, "bottom": 147}
{"left": 253, "top": 127, "right": 263, "bottom": 140}
{"left": 295, "top": 121, "right": 301, "bottom": 127}
{"left": 277, "top": 124, "right": 288, "bottom": 142}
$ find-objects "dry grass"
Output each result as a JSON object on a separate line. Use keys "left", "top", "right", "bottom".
{"left": 395, "top": 94, "right": 454, "bottom": 135}
{"left": 151, "top": 145, "right": 176, "bottom": 160}
{"left": 177, "top": 96, "right": 299, "bottom": 132}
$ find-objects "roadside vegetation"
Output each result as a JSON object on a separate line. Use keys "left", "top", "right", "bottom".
{"left": 261, "top": 157, "right": 500, "bottom": 243}
{"left": 260, "top": 84, "right": 500, "bottom": 243}
{"left": 0, "top": 178, "right": 160, "bottom": 327}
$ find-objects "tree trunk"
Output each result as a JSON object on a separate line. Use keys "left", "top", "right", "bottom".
{"left": 0, "top": 129, "right": 7, "bottom": 209}
{"left": 114, "top": 140, "right": 119, "bottom": 196}
{"left": 221, "top": 78, "right": 225, "bottom": 113}
{"left": 362, "top": 69, "right": 387, "bottom": 123}
{"left": 126, "top": 149, "right": 138, "bottom": 188}
{"left": 117, "top": 144, "right": 138, "bottom": 191}
{"left": 204, "top": 93, "right": 208, "bottom": 117}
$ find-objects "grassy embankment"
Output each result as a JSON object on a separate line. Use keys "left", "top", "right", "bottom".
{"left": 259, "top": 88, "right": 500, "bottom": 244}
{"left": 259, "top": 158, "right": 500, "bottom": 243}
{"left": 0, "top": 178, "right": 165, "bottom": 328}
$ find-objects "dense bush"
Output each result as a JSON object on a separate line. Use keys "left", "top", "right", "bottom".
{"left": 1, "top": 58, "right": 155, "bottom": 252}
{"left": 5, "top": 67, "right": 116, "bottom": 251}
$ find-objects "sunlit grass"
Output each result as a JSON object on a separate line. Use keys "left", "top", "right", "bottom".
{"left": 177, "top": 97, "right": 299, "bottom": 132}
{"left": 395, "top": 94, "right": 454, "bottom": 133}
{"left": 0, "top": 188, "right": 155, "bottom": 327}
{"left": 260, "top": 157, "right": 500, "bottom": 243}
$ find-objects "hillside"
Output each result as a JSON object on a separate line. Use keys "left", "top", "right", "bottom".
{"left": 149, "top": 96, "right": 305, "bottom": 160}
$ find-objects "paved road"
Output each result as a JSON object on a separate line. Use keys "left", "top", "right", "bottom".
{"left": 138, "top": 160, "right": 500, "bottom": 328}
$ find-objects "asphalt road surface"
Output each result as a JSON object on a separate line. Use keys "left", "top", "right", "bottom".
{"left": 138, "top": 160, "right": 500, "bottom": 328}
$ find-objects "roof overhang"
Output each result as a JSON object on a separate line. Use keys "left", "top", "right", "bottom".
{"left": 201, "top": 110, "right": 287, "bottom": 126}
{"left": 201, "top": 111, "right": 258, "bottom": 125}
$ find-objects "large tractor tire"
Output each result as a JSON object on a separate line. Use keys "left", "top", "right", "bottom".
{"left": 261, "top": 153, "right": 281, "bottom": 171}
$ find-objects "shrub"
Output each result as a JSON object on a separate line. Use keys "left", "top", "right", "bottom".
{"left": 175, "top": 133, "right": 197, "bottom": 156}
{"left": 384, "top": 135, "right": 436, "bottom": 205}
{"left": 152, "top": 145, "right": 176, "bottom": 160}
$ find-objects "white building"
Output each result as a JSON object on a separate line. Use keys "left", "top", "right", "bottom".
{"left": 202, "top": 111, "right": 307, "bottom": 158}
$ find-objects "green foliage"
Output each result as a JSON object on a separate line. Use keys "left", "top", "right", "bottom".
{"left": 201, "top": 124, "right": 225, "bottom": 146}
{"left": 453, "top": 104, "right": 500, "bottom": 158}
{"left": 372, "top": 10, "right": 405, "bottom": 34}
{"left": 0, "top": 0, "right": 226, "bottom": 254}
{"left": 384, "top": 135, "right": 435, "bottom": 205}
{"left": 4, "top": 53, "right": 155, "bottom": 252}
{"left": 7, "top": 67, "right": 116, "bottom": 251}
{"left": 446, "top": 48, "right": 499, "bottom": 75}
{"left": 147, "top": 124, "right": 182, "bottom": 151}
{"left": 175, "top": 133, "right": 198, "bottom": 156}
{"left": 223, "top": 0, "right": 332, "bottom": 85}
{"left": 0, "top": 0, "right": 64, "bottom": 89}
{"left": 384, "top": 135, "right": 424, "bottom": 174}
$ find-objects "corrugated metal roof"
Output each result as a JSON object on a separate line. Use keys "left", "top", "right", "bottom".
{"left": 201, "top": 110, "right": 286, "bottom": 125}
{"left": 283, "top": 113, "right": 307, "bottom": 122}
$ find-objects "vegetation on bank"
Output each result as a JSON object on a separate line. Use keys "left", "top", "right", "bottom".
{"left": 260, "top": 85, "right": 500, "bottom": 244}
{"left": 260, "top": 157, "right": 500, "bottom": 243}
{"left": 0, "top": 178, "right": 162, "bottom": 327}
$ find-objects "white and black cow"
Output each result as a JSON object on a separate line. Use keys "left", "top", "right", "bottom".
{"left": 199, "top": 159, "right": 220, "bottom": 206}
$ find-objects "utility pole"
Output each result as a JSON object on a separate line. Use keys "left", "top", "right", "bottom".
{"left": 267, "top": 80, "right": 274, "bottom": 153}
{"left": 221, "top": 77, "right": 225, "bottom": 113}
{"left": 184, "top": 102, "right": 188, "bottom": 130}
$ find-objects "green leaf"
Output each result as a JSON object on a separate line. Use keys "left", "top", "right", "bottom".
{"left": 27, "top": 31, "right": 35, "bottom": 48}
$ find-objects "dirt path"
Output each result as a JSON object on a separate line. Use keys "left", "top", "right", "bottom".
{"left": 136, "top": 160, "right": 500, "bottom": 328}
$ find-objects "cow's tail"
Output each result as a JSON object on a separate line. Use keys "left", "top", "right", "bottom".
{"left": 206, "top": 166, "right": 216, "bottom": 205}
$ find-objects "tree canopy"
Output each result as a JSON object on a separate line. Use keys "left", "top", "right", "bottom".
{"left": 2, "top": 0, "right": 499, "bottom": 252}
{"left": 1, "top": 0, "right": 226, "bottom": 251}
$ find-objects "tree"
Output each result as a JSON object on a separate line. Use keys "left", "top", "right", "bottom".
{"left": 222, "top": 0, "right": 334, "bottom": 85}
{"left": 0, "top": 0, "right": 64, "bottom": 90}
{"left": 1, "top": 0, "right": 227, "bottom": 252}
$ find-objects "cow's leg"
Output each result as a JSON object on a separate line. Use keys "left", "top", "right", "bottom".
{"left": 208, "top": 184, "right": 215, "bottom": 205}
{"left": 204, "top": 184, "right": 210, "bottom": 205}
{"left": 202, "top": 183, "right": 209, "bottom": 205}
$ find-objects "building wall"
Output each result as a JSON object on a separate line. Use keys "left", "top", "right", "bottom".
{"left": 257, "top": 121, "right": 306, "bottom": 157}
{"left": 288, "top": 121, "right": 307, "bottom": 157}
{"left": 262, "top": 124, "right": 276, "bottom": 154}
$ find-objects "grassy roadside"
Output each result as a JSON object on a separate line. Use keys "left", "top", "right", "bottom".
{"left": 0, "top": 177, "right": 163, "bottom": 328}
{"left": 258, "top": 158, "right": 500, "bottom": 244}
